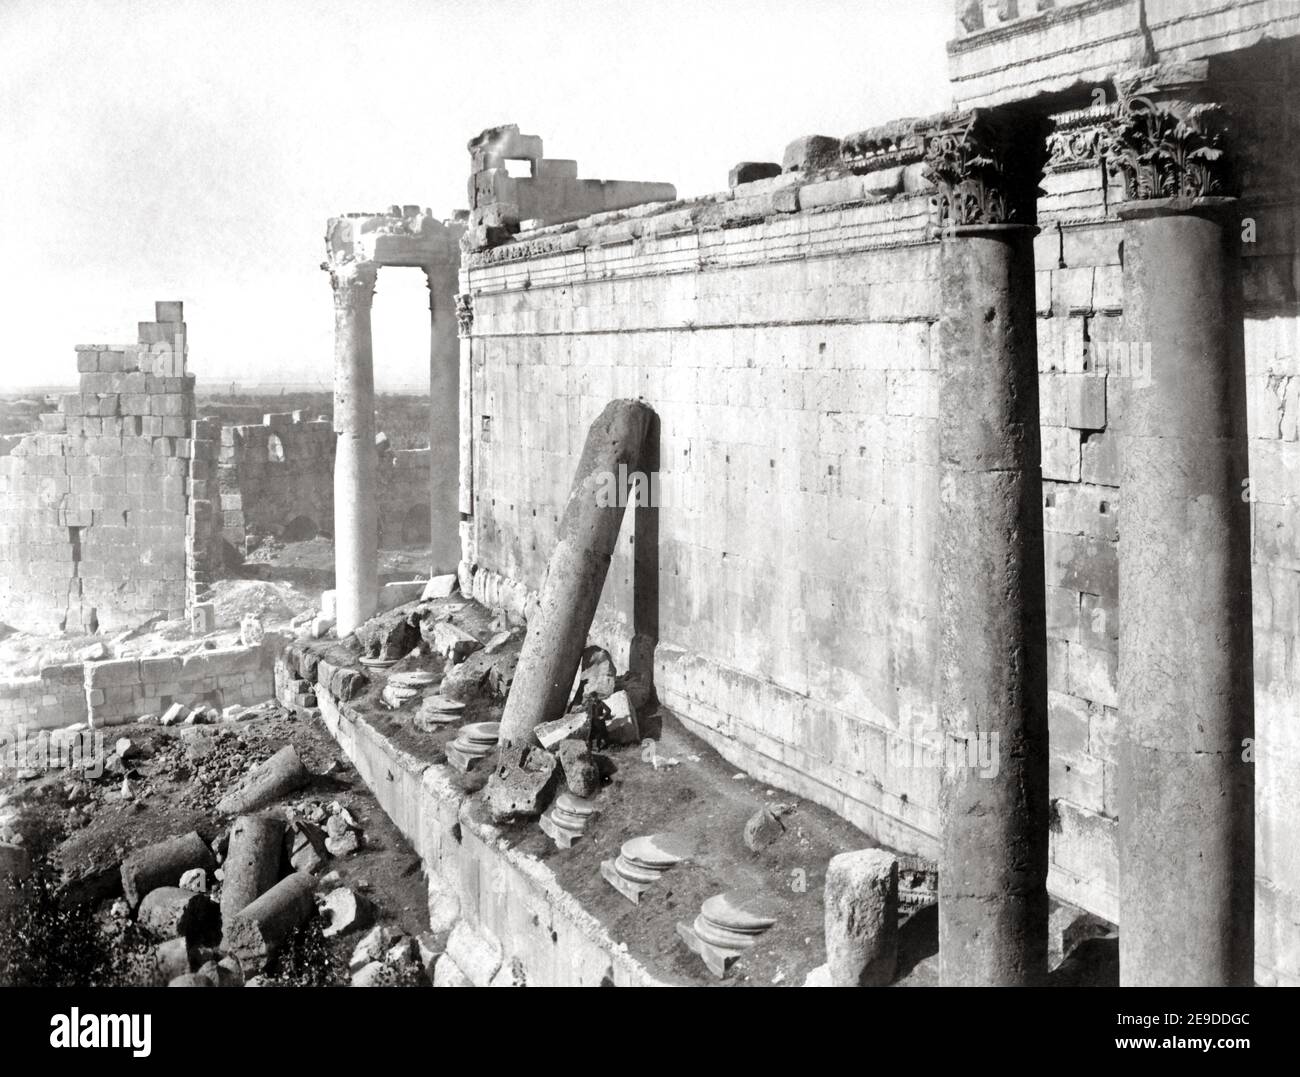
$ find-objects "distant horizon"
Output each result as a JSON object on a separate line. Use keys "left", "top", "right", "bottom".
{"left": 0, "top": 0, "right": 953, "bottom": 392}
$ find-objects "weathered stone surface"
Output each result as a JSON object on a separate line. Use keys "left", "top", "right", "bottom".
{"left": 743, "top": 804, "right": 789, "bottom": 851}
{"left": 321, "top": 886, "right": 373, "bottom": 938}
{"left": 121, "top": 832, "right": 215, "bottom": 909}
{"left": 824, "top": 849, "right": 898, "bottom": 987}
{"left": 485, "top": 744, "right": 560, "bottom": 822}
{"left": 217, "top": 745, "right": 310, "bottom": 815}
{"left": 222, "top": 871, "right": 316, "bottom": 971}
{"left": 421, "top": 574, "right": 458, "bottom": 600}
{"left": 349, "top": 924, "right": 392, "bottom": 972}
{"left": 288, "top": 819, "right": 329, "bottom": 873}
{"left": 354, "top": 604, "right": 421, "bottom": 661}
{"left": 782, "top": 134, "right": 840, "bottom": 173}
{"left": 729, "top": 161, "right": 783, "bottom": 187}
{"left": 153, "top": 937, "right": 195, "bottom": 981}
{"left": 603, "top": 690, "right": 639, "bottom": 745}
{"left": 220, "top": 812, "right": 286, "bottom": 920}
{"left": 138, "top": 886, "right": 209, "bottom": 940}
{"left": 556, "top": 739, "right": 600, "bottom": 798}
{"left": 431, "top": 619, "right": 483, "bottom": 663}
{"left": 534, "top": 711, "right": 590, "bottom": 750}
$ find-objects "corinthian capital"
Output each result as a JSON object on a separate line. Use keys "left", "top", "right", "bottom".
{"left": 324, "top": 260, "right": 378, "bottom": 310}
{"left": 1104, "top": 68, "right": 1235, "bottom": 201}
{"left": 920, "top": 107, "right": 1047, "bottom": 231}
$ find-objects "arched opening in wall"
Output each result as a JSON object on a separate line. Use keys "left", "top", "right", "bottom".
{"left": 282, "top": 515, "right": 317, "bottom": 542}
{"left": 267, "top": 434, "right": 285, "bottom": 462}
{"left": 400, "top": 502, "right": 431, "bottom": 545}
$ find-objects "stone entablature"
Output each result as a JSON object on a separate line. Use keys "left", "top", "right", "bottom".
{"left": 948, "top": 0, "right": 1300, "bottom": 110}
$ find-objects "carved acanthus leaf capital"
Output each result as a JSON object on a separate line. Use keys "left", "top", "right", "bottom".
{"left": 1103, "top": 65, "right": 1236, "bottom": 201}
{"left": 324, "top": 260, "right": 378, "bottom": 311}
{"left": 920, "top": 108, "right": 1047, "bottom": 230}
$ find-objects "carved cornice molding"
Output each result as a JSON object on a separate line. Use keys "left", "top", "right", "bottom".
{"left": 1045, "top": 103, "right": 1114, "bottom": 173}
{"left": 919, "top": 108, "right": 1047, "bottom": 229}
{"left": 840, "top": 120, "right": 926, "bottom": 173}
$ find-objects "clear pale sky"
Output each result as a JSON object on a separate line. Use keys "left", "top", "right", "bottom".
{"left": 0, "top": 0, "right": 953, "bottom": 392}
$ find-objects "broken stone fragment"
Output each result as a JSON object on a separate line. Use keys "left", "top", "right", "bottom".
{"left": 179, "top": 867, "right": 208, "bottom": 893}
{"left": 159, "top": 702, "right": 187, "bottom": 726}
{"left": 239, "top": 614, "right": 265, "bottom": 647}
{"left": 421, "top": 574, "right": 458, "bottom": 600}
{"left": 485, "top": 744, "right": 560, "bottom": 822}
{"left": 534, "top": 712, "right": 590, "bottom": 750}
{"left": 349, "top": 924, "right": 392, "bottom": 971}
{"left": 743, "top": 804, "right": 789, "bottom": 851}
{"left": 350, "top": 960, "right": 394, "bottom": 986}
{"left": 556, "top": 739, "right": 600, "bottom": 798}
{"left": 354, "top": 605, "right": 422, "bottom": 661}
{"left": 615, "top": 670, "right": 654, "bottom": 710}
{"left": 824, "top": 849, "right": 898, "bottom": 987}
{"left": 287, "top": 819, "right": 330, "bottom": 874}
{"left": 138, "top": 886, "right": 210, "bottom": 940}
{"left": 153, "top": 937, "right": 195, "bottom": 982}
{"left": 321, "top": 886, "right": 373, "bottom": 938}
{"left": 431, "top": 618, "right": 483, "bottom": 663}
{"left": 577, "top": 645, "right": 617, "bottom": 701}
{"left": 603, "top": 690, "right": 640, "bottom": 745}
{"left": 325, "top": 813, "right": 362, "bottom": 856}
{"left": 121, "top": 831, "right": 216, "bottom": 909}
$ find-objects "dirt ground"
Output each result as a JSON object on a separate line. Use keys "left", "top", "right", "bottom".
{"left": 1, "top": 706, "right": 429, "bottom": 986}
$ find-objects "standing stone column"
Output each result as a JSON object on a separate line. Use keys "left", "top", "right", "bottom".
{"left": 1106, "top": 73, "right": 1253, "bottom": 986}
{"left": 425, "top": 261, "right": 461, "bottom": 575}
{"left": 923, "top": 108, "right": 1049, "bottom": 986}
{"left": 328, "top": 261, "right": 379, "bottom": 636}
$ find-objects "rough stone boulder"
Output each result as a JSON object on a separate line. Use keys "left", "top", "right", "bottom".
{"left": 485, "top": 745, "right": 560, "bottom": 823}
{"left": 354, "top": 603, "right": 422, "bottom": 662}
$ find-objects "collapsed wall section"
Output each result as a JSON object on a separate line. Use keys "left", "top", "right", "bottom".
{"left": 0, "top": 303, "right": 199, "bottom": 633}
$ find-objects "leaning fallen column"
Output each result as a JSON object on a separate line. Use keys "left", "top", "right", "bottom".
{"left": 220, "top": 813, "right": 287, "bottom": 922}
{"left": 222, "top": 871, "right": 317, "bottom": 971}
{"left": 495, "top": 399, "right": 653, "bottom": 748}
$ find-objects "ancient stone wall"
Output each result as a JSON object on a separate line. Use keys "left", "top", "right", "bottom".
{"left": 217, "top": 412, "right": 335, "bottom": 546}
{"left": 464, "top": 165, "right": 943, "bottom": 854}
{"left": 216, "top": 413, "right": 434, "bottom": 550}
{"left": 460, "top": 64, "right": 1300, "bottom": 979}
{"left": 0, "top": 304, "right": 197, "bottom": 633}
{"left": 0, "top": 640, "right": 278, "bottom": 735}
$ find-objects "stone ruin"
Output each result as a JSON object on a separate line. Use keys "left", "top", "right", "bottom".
{"left": 0, "top": 303, "right": 218, "bottom": 634}
{"left": 4, "top": 0, "right": 1300, "bottom": 990}
{"left": 316, "top": 0, "right": 1300, "bottom": 988}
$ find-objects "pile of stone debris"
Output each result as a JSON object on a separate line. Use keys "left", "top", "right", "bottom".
{"left": 3, "top": 724, "right": 435, "bottom": 987}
